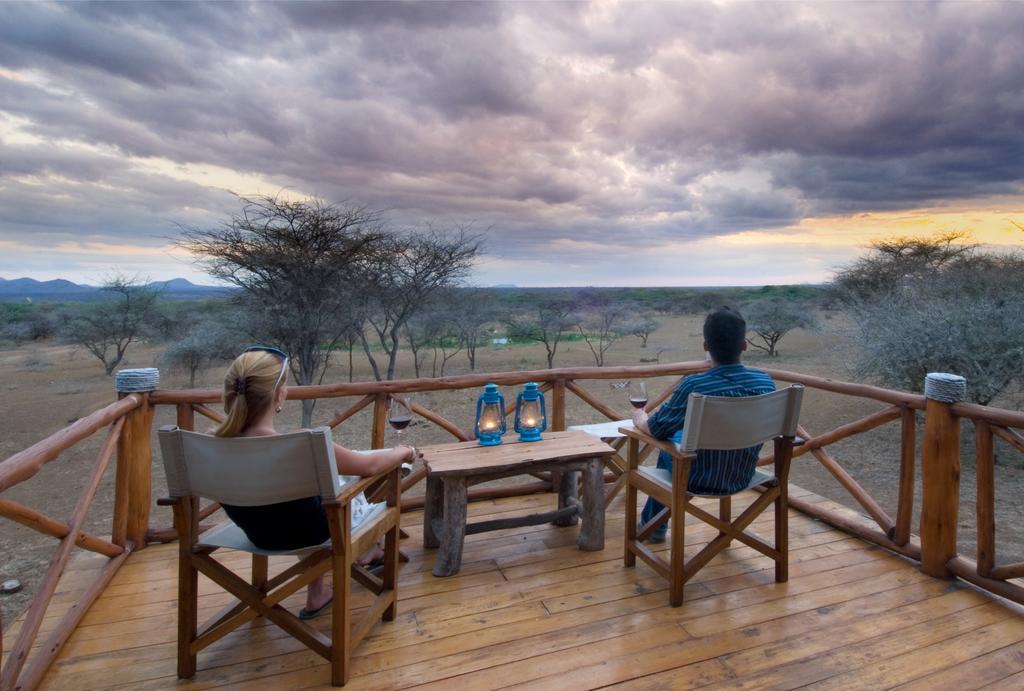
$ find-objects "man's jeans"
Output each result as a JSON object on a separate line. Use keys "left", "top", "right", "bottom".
{"left": 640, "top": 430, "right": 681, "bottom": 538}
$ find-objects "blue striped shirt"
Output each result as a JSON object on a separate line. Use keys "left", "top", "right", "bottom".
{"left": 647, "top": 363, "right": 775, "bottom": 495}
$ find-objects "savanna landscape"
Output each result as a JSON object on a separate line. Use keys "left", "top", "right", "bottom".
{"left": 2, "top": 293, "right": 1022, "bottom": 625}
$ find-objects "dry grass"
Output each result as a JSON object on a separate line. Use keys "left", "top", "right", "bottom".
{"left": 1, "top": 312, "right": 1022, "bottom": 626}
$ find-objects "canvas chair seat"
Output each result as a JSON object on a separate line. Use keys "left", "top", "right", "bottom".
{"left": 198, "top": 500, "right": 386, "bottom": 555}
{"left": 157, "top": 425, "right": 401, "bottom": 687}
{"left": 637, "top": 466, "right": 777, "bottom": 498}
{"left": 622, "top": 385, "right": 804, "bottom": 607}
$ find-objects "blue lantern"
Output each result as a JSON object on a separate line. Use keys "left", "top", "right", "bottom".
{"left": 514, "top": 382, "right": 547, "bottom": 442}
{"left": 474, "top": 383, "right": 506, "bottom": 446}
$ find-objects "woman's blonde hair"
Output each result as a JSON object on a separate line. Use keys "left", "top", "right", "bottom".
{"left": 214, "top": 350, "right": 286, "bottom": 437}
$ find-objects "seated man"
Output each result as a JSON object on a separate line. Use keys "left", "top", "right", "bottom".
{"left": 631, "top": 306, "right": 775, "bottom": 543}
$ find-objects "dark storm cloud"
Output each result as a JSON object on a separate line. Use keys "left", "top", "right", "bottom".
{"left": 1, "top": 0, "right": 1024, "bottom": 273}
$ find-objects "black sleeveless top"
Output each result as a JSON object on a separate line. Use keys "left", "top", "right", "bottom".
{"left": 222, "top": 497, "right": 330, "bottom": 551}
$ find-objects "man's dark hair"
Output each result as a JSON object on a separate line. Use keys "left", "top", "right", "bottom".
{"left": 703, "top": 306, "right": 746, "bottom": 364}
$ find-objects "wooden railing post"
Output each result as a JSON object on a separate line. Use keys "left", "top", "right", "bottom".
{"left": 919, "top": 373, "right": 966, "bottom": 578}
{"left": 550, "top": 379, "right": 566, "bottom": 432}
{"left": 371, "top": 394, "right": 388, "bottom": 449}
{"left": 112, "top": 369, "right": 158, "bottom": 549}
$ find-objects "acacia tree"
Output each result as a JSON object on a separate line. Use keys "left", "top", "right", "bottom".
{"left": 357, "top": 228, "right": 481, "bottom": 381}
{"left": 179, "top": 195, "right": 384, "bottom": 425}
{"left": 161, "top": 319, "right": 246, "bottom": 387}
{"left": 506, "top": 297, "right": 577, "bottom": 369}
{"left": 837, "top": 233, "right": 1024, "bottom": 406}
{"left": 744, "top": 299, "right": 815, "bottom": 357}
{"left": 576, "top": 306, "right": 629, "bottom": 366}
{"left": 403, "top": 308, "right": 441, "bottom": 379}
{"left": 834, "top": 231, "right": 976, "bottom": 301}
{"left": 449, "top": 289, "right": 496, "bottom": 371}
{"left": 625, "top": 312, "right": 660, "bottom": 348}
{"left": 59, "top": 276, "right": 161, "bottom": 375}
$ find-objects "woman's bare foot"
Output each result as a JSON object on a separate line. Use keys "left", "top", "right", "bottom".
{"left": 357, "top": 543, "right": 385, "bottom": 566}
{"left": 305, "top": 575, "right": 332, "bottom": 613}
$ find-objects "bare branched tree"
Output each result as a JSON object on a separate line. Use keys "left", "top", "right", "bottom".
{"left": 625, "top": 312, "right": 661, "bottom": 348}
{"left": 744, "top": 299, "right": 815, "bottom": 357}
{"left": 161, "top": 319, "right": 246, "bottom": 387}
{"left": 837, "top": 233, "right": 1024, "bottom": 405}
{"left": 449, "top": 289, "right": 496, "bottom": 371}
{"left": 506, "top": 298, "right": 577, "bottom": 369}
{"left": 59, "top": 275, "right": 161, "bottom": 375}
{"left": 576, "top": 305, "right": 629, "bottom": 366}
{"left": 357, "top": 228, "right": 481, "bottom": 381}
{"left": 178, "top": 194, "right": 384, "bottom": 425}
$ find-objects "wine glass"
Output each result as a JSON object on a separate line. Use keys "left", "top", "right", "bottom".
{"left": 628, "top": 381, "right": 648, "bottom": 410}
{"left": 388, "top": 394, "right": 413, "bottom": 438}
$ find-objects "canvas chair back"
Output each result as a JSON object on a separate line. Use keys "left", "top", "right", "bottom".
{"left": 158, "top": 426, "right": 341, "bottom": 506}
{"left": 679, "top": 385, "right": 804, "bottom": 453}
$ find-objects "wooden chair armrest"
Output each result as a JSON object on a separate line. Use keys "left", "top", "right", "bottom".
{"left": 325, "top": 468, "right": 395, "bottom": 507}
{"left": 618, "top": 426, "right": 692, "bottom": 460}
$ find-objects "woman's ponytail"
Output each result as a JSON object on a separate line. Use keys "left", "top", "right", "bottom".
{"left": 213, "top": 352, "right": 283, "bottom": 437}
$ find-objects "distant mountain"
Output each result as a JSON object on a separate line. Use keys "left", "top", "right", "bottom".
{"left": 146, "top": 278, "right": 225, "bottom": 293}
{"left": 0, "top": 277, "right": 94, "bottom": 295}
{"left": 0, "top": 277, "right": 230, "bottom": 301}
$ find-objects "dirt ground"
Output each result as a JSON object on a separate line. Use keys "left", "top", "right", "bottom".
{"left": 2, "top": 312, "right": 1023, "bottom": 625}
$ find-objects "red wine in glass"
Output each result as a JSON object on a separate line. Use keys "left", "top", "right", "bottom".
{"left": 388, "top": 395, "right": 413, "bottom": 437}
{"left": 389, "top": 415, "right": 412, "bottom": 431}
{"left": 628, "top": 381, "right": 647, "bottom": 410}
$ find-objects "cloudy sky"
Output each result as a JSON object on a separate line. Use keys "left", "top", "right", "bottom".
{"left": 2, "top": 1, "right": 1023, "bottom": 287}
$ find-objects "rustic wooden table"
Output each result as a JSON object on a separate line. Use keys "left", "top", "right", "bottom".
{"left": 421, "top": 430, "right": 616, "bottom": 577}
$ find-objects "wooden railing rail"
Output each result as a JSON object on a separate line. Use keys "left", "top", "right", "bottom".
{"left": 0, "top": 395, "right": 141, "bottom": 493}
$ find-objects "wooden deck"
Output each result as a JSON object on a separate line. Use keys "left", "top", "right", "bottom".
{"left": 9, "top": 486, "right": 1024, "bottom": 690}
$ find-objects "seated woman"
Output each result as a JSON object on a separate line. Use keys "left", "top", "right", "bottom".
{"left": 213, "top": 346, "right": 417, "bottom": 619}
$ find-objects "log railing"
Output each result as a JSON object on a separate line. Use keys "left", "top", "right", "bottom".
{"left": 2, "top": 360, "right": 1023, "bottom": 690}
{"left": 0, "top": 393, "right": 150, "bottom": 691}
{"left": 943, "top": 403, "right": 1024, "bottom": 603}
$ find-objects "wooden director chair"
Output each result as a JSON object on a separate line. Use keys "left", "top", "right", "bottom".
{"left": 157, "top": 426, "right": 401, "bottom": 686}
{"left": 621, "top": 385, "right": 804, "bottom": 606}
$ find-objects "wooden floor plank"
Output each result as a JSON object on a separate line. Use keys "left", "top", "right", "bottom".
{"left": 8, "top": 486, "right": 1017, "bottom": 691}
{"left": 893, "top": 640, "right": 1024, "bottom": 691}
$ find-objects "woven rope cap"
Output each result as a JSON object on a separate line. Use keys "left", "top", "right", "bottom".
{"left": 115, "top": 367, "right": 160, "bottom": 393}
{"left": 924, "top": 372, "right": 966, "bottom": 403}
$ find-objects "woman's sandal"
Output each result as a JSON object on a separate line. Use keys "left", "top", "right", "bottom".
{"left": 298, "top": 597, "right": 333, "bottom": 620}
{"left": 362, "top": 558, "right": 386, "bottom": 576}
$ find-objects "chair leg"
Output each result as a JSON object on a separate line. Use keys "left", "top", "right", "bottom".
{"left": 383, "top": 515, "right": 399, "bottom": 621}
{"left": 669, "top": 494, "right": 687, "bottom": 607}
{"left": 775, "top": 484, "right": 789, "bottom": 583}
{"left": 174, "top": 500, "right": 199, "bottom": 679}
{"left": 624, "top": 439, "right": 639, "bottom": 567}
{"left": 719, "top": 496, "right": 731, "bottom": 539}
{"left": 252, "top": 554, "right": 268, "bottom": 595}
{"left": 177, "top": 555, "right": 199, "bottom": 678}
{"left": 329, "top": 505, "right": 352, "bottom": 687}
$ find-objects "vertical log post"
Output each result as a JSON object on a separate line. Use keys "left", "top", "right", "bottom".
{"left": 893, "top": 406, "right": 917, "bottom": 546}
{"left": 549, "top": 379, "right": 567, "bottom": 493}
{"left": 371, "top": 394, "right": 388, "bottom": 450}
{"left": 113, "top": 369, "right": 158, "bottom": 549}
{"left": 919, "top": 372, "right": 966, "bottom": 578}
{"left": 975, "top": 420, "right": 995, "bottom": 577}
{"left": 550, "top": 379, "right": 566, "bottom": 432}
{"left": 176, "top": 403, "right": 195, "bottom": 432}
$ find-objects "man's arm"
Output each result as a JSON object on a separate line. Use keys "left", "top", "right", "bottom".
{"left": 632, "top": 377, "right": 694, "bottom": 440}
